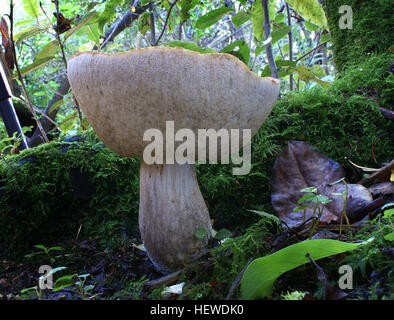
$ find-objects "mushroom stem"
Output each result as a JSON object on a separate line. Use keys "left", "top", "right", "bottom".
{"left": 139, "top": 160, "right": 212, "bottom": 274}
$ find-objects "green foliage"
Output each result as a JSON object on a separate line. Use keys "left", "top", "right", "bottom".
{"left": 286, "top": 0, "right": 327, "bottom": 29}
{"left": 181, "top": 217, "right": 281, "bottom": 299}
{"left": 22, "top": 0, "right": 40, "bottom": 19}
{"left": 0, "top": 131, "right": 140, "bottom": 258}
{"left": 195, "top": 7, "right": 233, "bottom": 29}
{"left": 324, "top": 0, "right": 394, "bottom": 71}
{"left": 240, "top": 239, "right": 363, "bottom": 299}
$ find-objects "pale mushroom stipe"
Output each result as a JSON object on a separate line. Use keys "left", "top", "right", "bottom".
{"left": 67, "top": 47, "right": 280, "bottom": 273}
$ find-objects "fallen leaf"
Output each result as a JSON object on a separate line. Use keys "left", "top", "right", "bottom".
{"left": 271, "top": 141, "right": 372, "bottom": 226}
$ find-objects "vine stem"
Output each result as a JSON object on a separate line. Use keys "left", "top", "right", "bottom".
{"left": 9, "top": 1, "right": 49, "bottom": 143}
{"left": 153, "top": 0, "right": 179, "bottom": 46}
{"left": 261, "top": 0, "right": 278, "bottom": 79}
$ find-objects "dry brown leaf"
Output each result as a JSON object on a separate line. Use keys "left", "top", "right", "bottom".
{"left": 271, "top": 141, "right": 372, "bottom": 226}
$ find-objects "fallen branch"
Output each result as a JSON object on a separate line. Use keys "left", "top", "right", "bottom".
{"left": 357, "top": 159, "right": 394, "bottom": 186}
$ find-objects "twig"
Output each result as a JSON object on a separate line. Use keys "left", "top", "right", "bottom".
{"left": 153, "top": 0, "right": 179, "bottom": 46}
{"left": 9, "top": 1, "right": 49, "bottom": 143}
{"left": 357, "top": 159, "right": 394, "bottom": 186}
{"left": 296, "top": 41, "right": 328, "bottom": 63}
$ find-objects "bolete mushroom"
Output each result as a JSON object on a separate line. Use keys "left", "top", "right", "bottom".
{"left": 67, "top": 47, "right": 280, "bottom": 273}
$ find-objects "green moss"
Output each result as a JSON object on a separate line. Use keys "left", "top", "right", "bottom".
{"left": 324, "top": 0, "right": 394, "bottom": 71}
{"left": 0, "top": 131, "right": 140, "bottom": 258}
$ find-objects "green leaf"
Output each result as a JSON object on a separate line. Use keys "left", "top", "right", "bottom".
{"left": 286, "top": 0, "right": 327, "bottom": 29}
{"left": 271, "top": 25, "right": 291, "bottom": 44}
{"left": 320, "top": 33, "right": 331, "bottom": 43}
{"left": 138, "top": 12, "right": 151, "bottom": 36}
{"left": 248, "top": 210, "right": 281, "bottom": 224}
{"left": 231, "top": 12, "right": 251, "bottom": 28}
{"left": 289, "top": 66, "right": 329, "bottom": 86}
{"left": 384, "top": 232, "right": 394, "bottom": 241}
{"left": 14, "top": 26, "right": 44, "bottom": 45}
{"left": 195, "top": 227, "right": 207, "bottom": 239}
{"left": 64, "top": 11, "right": 97, "bottom": 40}
{"left": 195, "top": 7, "right": 234, "bottom": 29}
{"left": 304, "top": 20, "right": 319, "bottom": 31}
{"left": 180, "top": 0, "right": 203, "bottom": 23}
{"left": 22, "top": 0, "right": 40, "bottom": 19}
{"left": 34, "top": 244, "right": 48, "bottom": 251}
{"left": 97, "top": 0, "right": 125, "bottom": 35}
{"left": 34, "top": 40, "right": 58, "bottom": 61}
{"left": 251, "top": 0, "right": 276, "bottom": 41}
{"left": 53, "top": 274, "right": 77, "bottom": 292}
{"left": 274, "top": 13, "right": 285, "bottom": 24}
{"left": 215, "top": 229, "right": 232, "bottom": 240}
{"left": 251, "top": 0, "right": 263, "bottom": 41}
{"left": 12, "top": 56, "right": 54, "bottom": 78}
{"left": 240, "top": 239, "right": 364, "bottom": 299}
{"left": 141, "top": 0, "right": 152, "bottom": 5}
{"left": 220, "top": 40, "right": 250, "bottom": 66}
{"left": 60, "top": 111, "right": 78, "bottom": 134}
{"left": 162, "top": 41, "right": 216, "bottom": 53}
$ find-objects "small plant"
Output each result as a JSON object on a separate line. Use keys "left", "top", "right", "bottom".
{"left": 25, "top": 244, "right": 64, "bottom": 264}
{"left": 293, "top": 186, "right": 332, "bottom": 238}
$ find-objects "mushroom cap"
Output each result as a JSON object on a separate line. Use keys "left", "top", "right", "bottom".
{"left": 67, "top": 47, "right": 280, "bottom": 158}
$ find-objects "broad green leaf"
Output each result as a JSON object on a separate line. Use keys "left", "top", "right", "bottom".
{"left": 60, "top": 111, "right": 78, "bottom": 134}
{"left": 22, "top": 0, "right": 40, "bottom": 19}
{"left": 34, "top": 244, "right": 47, "bottom": 251}
{"left": 195, "top": 7, "right": 234, "bottom": 29}
{"left": 34, "top": 40, "right": 58, "bottom": 61}
{"left": 274, "top": 13, "right": 285, "bottom": 23}
{"left": 48, "top": 98, "right": 64, "bottom": 114}
{"left": 320, "top": 33, "right": 331, "bottom": 43}
{"left": 97, "top": 0, "right": 125, "bottom": 35}
{"left": 53, "top": 274, "right": 77, "bottom": 292}
{"left": 240, "top": 239, "right": 364, "bottom": 299}
{"left": 286, "top": 0, "right": 327, "bottom": 29}
{"left": 304, "top": 20, "right": 319, "bottom": 31}
{"left": 215, "top": 229, "right": 232, "bottom": 241}
{"left": 248, "top": 210, "right": 281, "bottom": 224}
{"left": 251, "top": 0, "right": 264, "bottom": 41}
{"left": 162, "top": 41, "right": 216, "bottom": 53}
{"left": 12, "top": 56, "right": 54, "bottom": 78}
{"left": 180, "top": 0, "right": 203, "bottom": 23}
{"left": 289, "top": 65, "right": 329, "bottom": 86}
{"left": 141, "top": 0, "right": 152, "bottom": 5}
{"left": 64, "top": 11, "right": 97, "bottom": 40}
{"left": 251, "top": 0, "right": 276, "bottom": 41}
{"left": 271, "top": 25, "right": 291, "bottom": 44}
{"left": 15, "top": 19, "right": 35, "bottom": 27}
{"left": 14, "top": 26, "right": 44, "bottom": 45}
{"left": 220, "top": 40, "right": 250, "bottom": 66}
{"left": 231, "top": 12, "right": 251, "bottom": 28}
{"left": 195, "top": 227, "right": 207, "bottom": 239}
{"left": 384, "top": 232, "right": 394, "bottom": 241}
{"left": 138, "top": 12, "right": 151, "bottom": 36}
{"left": 312, "top": 64, "right": 326, "bottom": 78}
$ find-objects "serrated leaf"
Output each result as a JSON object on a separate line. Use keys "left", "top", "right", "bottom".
{"left": 162, "top": 41, "right": 216, "bottom": 53}
{"left": 286, "top": 0, "right": 327, "bottom": 29}
{"left": 34, "top": 40, "right": 58, "bottom": 61}
{"left": 271, "top": 25, "right": 291, "bottom": 44}
{"left": 195, "top": 7, "right": 233, "bottom": 29}
{"left": 240, "top": 239, "right": 364, "bottom": 299}
{"left": 12, "top": 56, "right": 54, "bottom": 78}
{"left": 289, "top": 65, "right": 329, "bottom": 86}
{"left": 22, "top": 0, "right": 40, "bottom": 19}
{"left": 231, "top": 12, "right": 251, "bottom": 28}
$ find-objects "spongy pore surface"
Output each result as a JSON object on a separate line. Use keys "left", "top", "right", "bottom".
{"left": 67, "top": 47, "right": 280, "bottom": 158}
